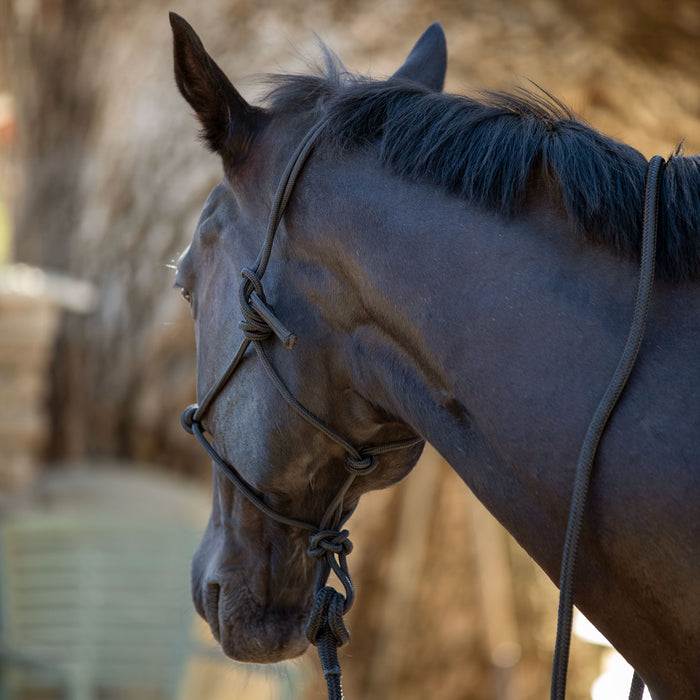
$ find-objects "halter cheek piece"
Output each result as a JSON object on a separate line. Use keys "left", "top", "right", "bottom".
{"left": 180, "top": 121, "right": 423, "bottom": 698}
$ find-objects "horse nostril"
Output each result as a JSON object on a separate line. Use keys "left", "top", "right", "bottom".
{"left": 205, "top": 581, "right": 221, "bottom": 642}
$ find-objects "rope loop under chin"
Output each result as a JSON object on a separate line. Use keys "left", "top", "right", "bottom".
{"left": 307, "top": 529, "right": 353, "bottom": 559}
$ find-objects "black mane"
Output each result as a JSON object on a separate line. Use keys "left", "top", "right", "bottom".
{"left": 266, "top": 71, "right": 700, "bottom": 282}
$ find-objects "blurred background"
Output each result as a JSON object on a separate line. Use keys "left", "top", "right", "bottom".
{"left": 0, "top": 0, "right": 698, "bottom": 698}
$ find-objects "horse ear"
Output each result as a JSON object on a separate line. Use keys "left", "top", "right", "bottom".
{"left": 391, "top": 23, "right": 447, "bottom": 91}
{"left": 169, "top": 13, "right": 264, "bottom": 164}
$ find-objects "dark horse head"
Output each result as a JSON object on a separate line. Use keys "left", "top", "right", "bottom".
{"left": 170, "top": 14, "right": 700, "bottom": 698}
{"left": 170, "top": 14, "right": 444, "bottom": 662}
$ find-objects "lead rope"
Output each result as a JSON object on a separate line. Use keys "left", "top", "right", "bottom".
{"left": 550, "top": 155, "right": 665, "bottom": 700}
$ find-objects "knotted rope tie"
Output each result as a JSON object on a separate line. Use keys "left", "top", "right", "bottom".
{"left": 239, "top": 268, "right": 272, "bottom": 342}
{"left": 306, "top": 586, "right": 350, "bottom": 700}
{"left": 307, "top": 529, "right": 355, "bottom": 612}
{"left": 306, "top": 531, "right": 353, "bottom": 700}
{"left": 177, "top": 120, "right": 427, "bottom": 700}
{"left": 305, "top": 585, "right": 350, "bottom": 648}
{"left": 344, "top": 451, "right": 379, "bottom": 475}
{"left": 239, "top": 268, "right": 297, "bottom": 349}
{"left": 308, "top": 529, "right": 354, "bottom": 562}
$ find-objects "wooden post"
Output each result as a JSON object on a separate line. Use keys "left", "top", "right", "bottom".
{"left": 365, "top": 444, "right": 442, "bottom": 700}
{"left": 0, "top": 265, "right": 95, "bottom": 490}
{"left": 467, "top": 489, "right": 524, "bottom": 700}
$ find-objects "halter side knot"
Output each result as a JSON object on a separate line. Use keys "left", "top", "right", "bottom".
{"left": 239, "top": 268, "right": 273, "bottom": 342}
{"left": 344, "top": 451, "right": 379, "bottom": 475}
{"left": 238, "top": 268, "right": 297, "bottom": 348}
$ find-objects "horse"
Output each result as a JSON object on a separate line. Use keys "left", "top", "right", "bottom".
{"left": 168, "top": 13, "right": 700, "bottom": 700}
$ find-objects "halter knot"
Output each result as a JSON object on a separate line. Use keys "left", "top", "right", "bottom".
{"left": 305, "top": 585, "right": 350, "bottom": 648}
{"left": 307, "top": 529, "right": 353, "bottom": 559}
{"left": 344, "top": 450, "right": 379, "bottom": 474}
{"left": 238, "top": 268, "right": 297, "bottom": 349}
{"left": 239, "top": 268, "right": 273, "bottom": 342}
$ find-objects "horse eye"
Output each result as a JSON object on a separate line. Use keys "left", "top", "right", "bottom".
{"left": 180, "top": 287, "right": 192, "bottom": 304}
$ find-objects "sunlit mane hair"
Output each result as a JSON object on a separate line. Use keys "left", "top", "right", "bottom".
{"left": 265, "top": 62, "right": 700, "bottom": 282}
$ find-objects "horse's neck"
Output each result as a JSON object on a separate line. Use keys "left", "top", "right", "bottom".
{"left": 296, "top": 151, "right": 699, "bottom": 698}
{"left": 337, "top": 193, "right": 601, "bottom": 573}
{"left": 303, "top": 166, "right": 630, "bottom": 551}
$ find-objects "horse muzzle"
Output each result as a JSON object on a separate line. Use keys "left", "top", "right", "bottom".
{"left": 198, "top": 578, "right": 310, "bottom": 662}
{"left": 190, "top": 521, "right": 314, "bottom": 663}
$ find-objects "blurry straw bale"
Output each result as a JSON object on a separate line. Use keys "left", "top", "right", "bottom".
{"left": 0, "top": 265, "right": 95, "bottom": 489}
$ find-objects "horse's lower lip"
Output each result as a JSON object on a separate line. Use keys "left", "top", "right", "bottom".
{"left": 218, "top": 607, "right": 311, "bottom": 663}
{"left": 221, "top": 628, "right": 309, "bottom": 663}
{"left": 197, "top": 578, "right": 311, "bottom": 663}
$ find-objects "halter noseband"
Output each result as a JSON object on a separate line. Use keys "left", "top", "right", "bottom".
{"left": 180, "top": 120, "right": 423, "bottom": 698}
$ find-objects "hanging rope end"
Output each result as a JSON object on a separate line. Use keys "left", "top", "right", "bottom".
{"left": 306, "top": 586, "right": 350, "bottom": 648}
{"left": 246, "top": 289, "right": 298, "bottom": 349}
{"left": 307, "top": 605, "right": 348, "bottom": 700}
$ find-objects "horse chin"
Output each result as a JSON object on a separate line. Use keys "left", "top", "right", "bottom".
{"left": 222, "top": 596, "right": 311, "bottom": 663}
{"left": 195, "top": 573, "right": 312, "bottom": 663}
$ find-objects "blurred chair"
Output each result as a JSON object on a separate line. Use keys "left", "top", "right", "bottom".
{"left": 0, "top": 509, "right": 201, "bottom": 699}
{"left": 0, "top": 465, "right": 305, "bottom": 700}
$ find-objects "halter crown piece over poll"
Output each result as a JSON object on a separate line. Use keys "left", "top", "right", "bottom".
{"left": 181, "top": 113, "right": 665, "bottom": 700}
